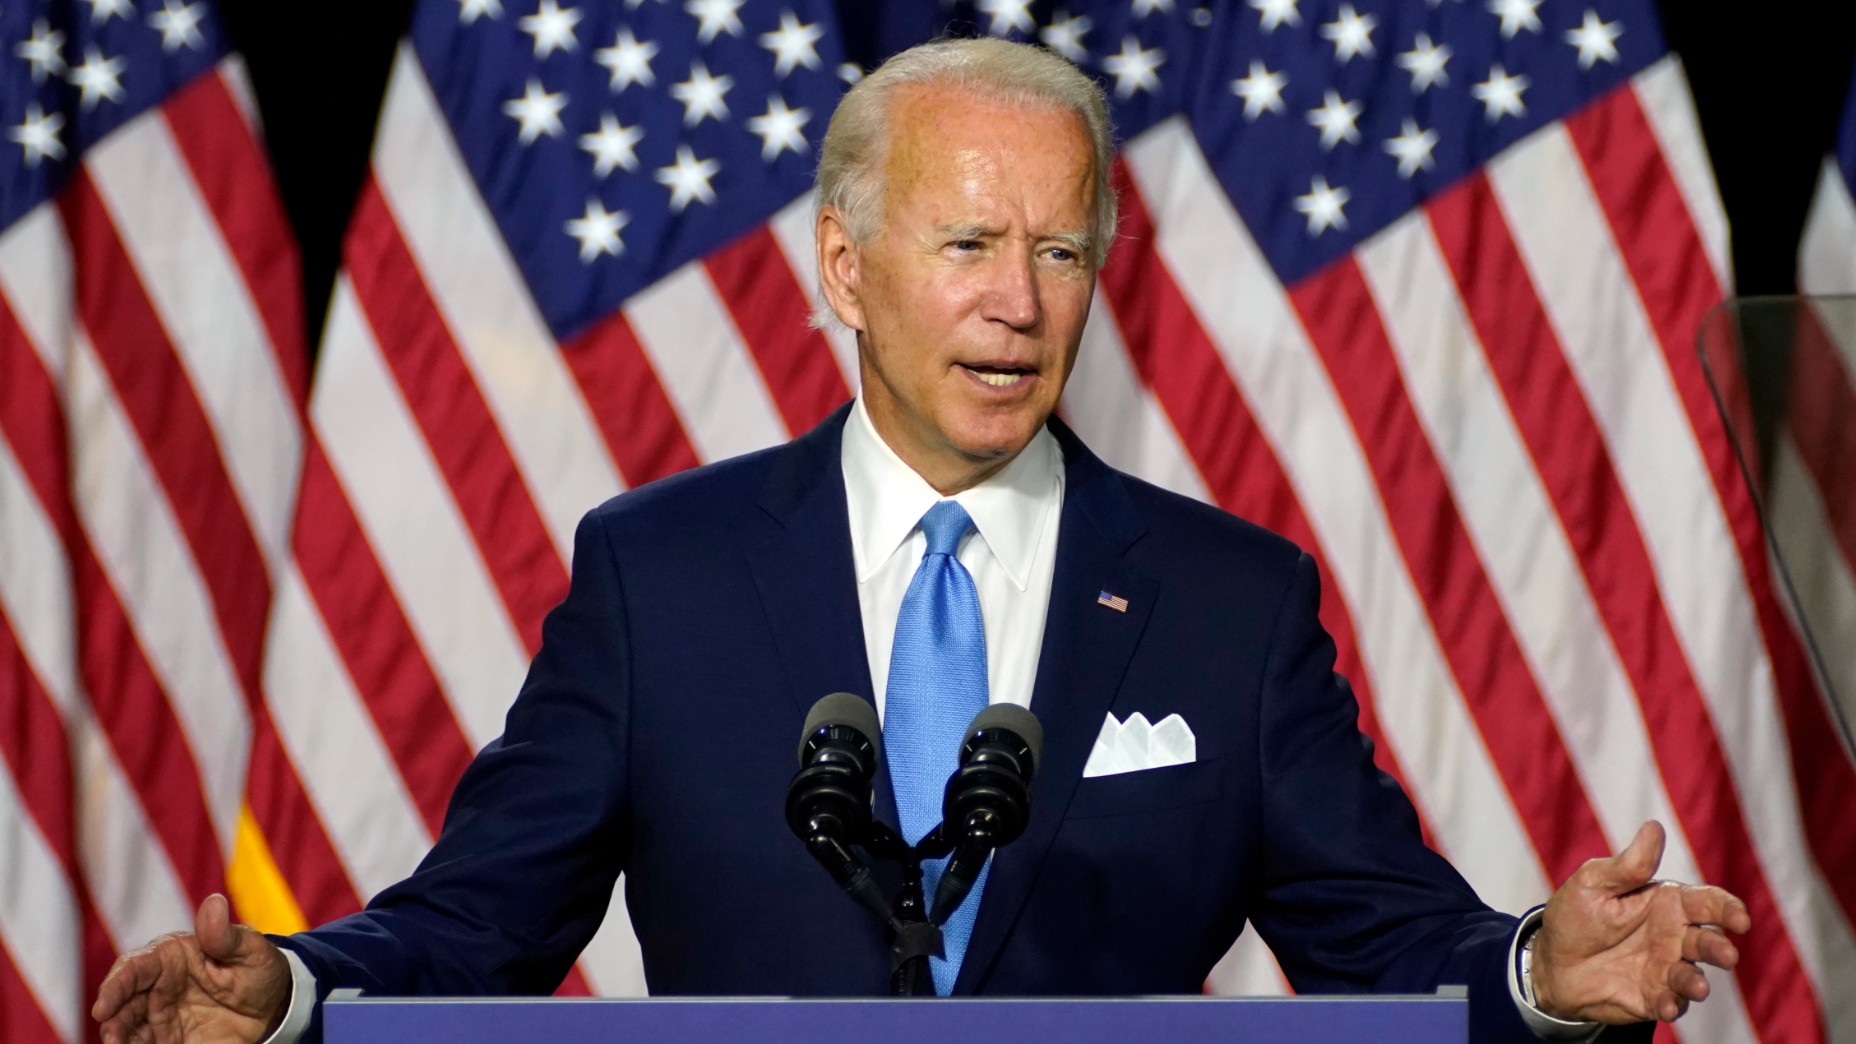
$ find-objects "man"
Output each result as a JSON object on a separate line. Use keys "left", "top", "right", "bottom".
{"left": 94, "top": 37, "right": 1746, "bottom": 1043}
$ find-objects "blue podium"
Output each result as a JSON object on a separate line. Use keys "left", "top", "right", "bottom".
{"left": 324, "top": 989, "right": 1468, "bottom": 1042}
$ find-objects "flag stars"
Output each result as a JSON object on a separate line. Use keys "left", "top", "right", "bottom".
{"left": 1396, "top": 33, "right": 1451, "bottom": 93}
{"left": 1487, "top": 0, "right": 1543, "bottom": 39}
{"left": 1102, "top": 36, "right": 1163, "bottom": 99}
{"left": 504, "top": 79, "right": 568, "bottom": 143}
{"left": 1472, "top": 64, "right": 1529, "bottom": 121}
{"left": 671, "top": 61, "right": 733, "bottom": 126}
{"left": 15, "top": 19, "right": 66, "bottom": 84}
{"left": 1565, "top": 10, "right": 1622, "bottom": 69}
{"left": 747, "top": 95, "right": 811, "bottom": 161}
{"left": 1305, "top": 89, "right": 1362, "bottom": 150}
{"left": 579, "top": 112, "right": 644, "bottom": 175}
{"left": 519, "top": 0, "right": 581, "bottom": 58}
{"left": 760, "top": 11, "right": 824, "bottom": 77}
{"left": 1320, "top": 4, "right": 1376, "bottom": 63}
{"left": 1249, "top": 0, "right": 1300, "bottom": 31}
{"left": 686, "top": 0, "right": 746, "bottom": 44}
{"left": 655, "top": 144, "right": 721, "bottom": 211}
{"left": 1040, "top": 12, "right": 1092, "bottom": 63}
{"left": 150, "top": 1, "right": 208, "bottom": 53}
{"left": 9, "top": 103, "right": 66, "bottom": 167}
{"left": 1294, "top": 175, "right": 1349, "bottom": 235}
{"left": 84, "top": 0, "right": 134, "bottom": 25}
{"left": 69, "top": 46, "right": 129, "bottom": 111}
{"left": 1230, "top": 60, "right": 1287, "bottom": 120}
{"left": 457, "top": 0, "right": 503, "bottom": 24}
{"left": 564, "top": 198, "right": 630, "bottom": 262}
{"left": 977, "top": 0, "right": 1035, "bottom": 36}
{"left": 597, "top": 28, "right": 658, "bottom": 91}
{"left": 1132, "top": 0, "right": 1176, "bottom": 17}
{"left": 1384, "top": 118, "right": 1439, "bottom": 178}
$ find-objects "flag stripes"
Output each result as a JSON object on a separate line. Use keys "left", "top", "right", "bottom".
{"left": 345, "top": 179, "right": 570, "bottom": 657}
{"left": 0, "top": 32, "right": 308, "bottom": 1035}
{"left": 703, "top": 226, "right": 853, "bottom": 436}
{"left": 1120, "top": 118, "right": 1548, "bottom": 914}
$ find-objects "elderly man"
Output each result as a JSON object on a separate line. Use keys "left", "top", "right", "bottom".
{"left": 94, "top": 36, "right": 1745, "bottom": 1044}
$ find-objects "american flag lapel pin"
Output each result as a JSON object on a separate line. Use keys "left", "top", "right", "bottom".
{"left": 1097, "top": 590, "right": 1129, "bottom": 613}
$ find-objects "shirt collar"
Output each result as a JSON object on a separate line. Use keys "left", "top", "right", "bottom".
{"left": 841, "top": 396, "right": 1063, "bottom": 590}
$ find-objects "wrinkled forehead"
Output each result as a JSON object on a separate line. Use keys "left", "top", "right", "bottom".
{"left": 879, "top": 83, "right": 1097, "bottom": 215}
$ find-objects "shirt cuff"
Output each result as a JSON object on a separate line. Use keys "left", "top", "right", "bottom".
{"left": 1509, "top": 907, "right": 1602, "bottom": 1041}
{"left": 259, "top": 948, "right": 317, "bottom": 1044}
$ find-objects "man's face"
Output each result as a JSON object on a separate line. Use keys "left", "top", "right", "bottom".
{"left": 818, "top": 84, "right": 1099, "bottom": 493}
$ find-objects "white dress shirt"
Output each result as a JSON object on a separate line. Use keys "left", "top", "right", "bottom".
{"left": 840, "top": 396, "right": 1065, "bottom": 724}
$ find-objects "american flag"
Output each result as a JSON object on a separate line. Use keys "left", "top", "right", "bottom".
{"left": 4, "top": 0, "right": 1855, "bottom": 1042}
{"left": 0, "top": 0, "right": 311, "bottom": 1041}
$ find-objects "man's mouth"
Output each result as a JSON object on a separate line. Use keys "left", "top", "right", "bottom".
{"left": 960, "top": 363, "right": 1033, "bottom": 388}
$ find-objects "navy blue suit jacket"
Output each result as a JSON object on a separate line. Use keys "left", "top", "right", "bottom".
{"left": 279, "top": 405, "right": 1592, "bottom": 1040}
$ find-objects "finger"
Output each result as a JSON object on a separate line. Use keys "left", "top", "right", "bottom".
{"left": 1678, "top": 884, "right": 1751, "bottom": 934}
{"left": 1655, "top": 988, "right": 1691, "bottom": 1023}
{"left": 1589, "top": 820, "right": 1665, "bottom": 893}
{"left": 1668, "top": 959, "right": 1711, "bottom": 1003}
{"left": 194, "top": 893, "right": 238, "bottom": 961}
{"left": 92, "top": 947, "right": 164, "bottom": 1020}
{"left": 1685, "top": 924, "right": 1740, "bottom": 970}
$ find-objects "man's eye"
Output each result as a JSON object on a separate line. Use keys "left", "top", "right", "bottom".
{"left": 952, "top": 239, "right": 982, "bottom": 251}
{"left": 1048, "top": 247, "right": 1077, "bottom": 263}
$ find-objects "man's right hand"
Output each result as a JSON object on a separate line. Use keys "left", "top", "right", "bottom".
{"left": 92, "top": 893, "right": 292, "bottom": 1044}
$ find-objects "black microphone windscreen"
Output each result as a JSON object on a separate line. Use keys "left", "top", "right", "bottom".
{"left": 968, "top": 703, "right": 1043, "bottom": 770}
{"left": 798, "top": 692, "right": 882, "bottom": 766}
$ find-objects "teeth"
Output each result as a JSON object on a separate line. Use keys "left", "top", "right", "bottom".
{"left": 974, "top": 370, "right": 1024, "bottom": 387}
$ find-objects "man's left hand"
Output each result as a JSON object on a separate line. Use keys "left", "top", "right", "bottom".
{"left": 1531, "top": 820, "right": 1751, "bottom": 1024}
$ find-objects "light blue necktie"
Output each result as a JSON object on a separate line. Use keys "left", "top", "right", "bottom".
{"left": 884, "top": 500, "right": 989, "bottom": 996}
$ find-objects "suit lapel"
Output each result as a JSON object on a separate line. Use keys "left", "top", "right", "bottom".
{"left": 956, "top": 423, "right": 1156, "bottom": 993}
{"left": 744, "top": 406, "right": 897, "bottom": 824}
{"left": 745, "top": 405, "right": 877, "bottom": 719}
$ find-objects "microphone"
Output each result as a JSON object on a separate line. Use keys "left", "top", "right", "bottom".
{"left": 931, "top": 703, "right": 1043, "bottom": 921}
{"left": 786, "top": 693, "right": 889, "bottom": 918}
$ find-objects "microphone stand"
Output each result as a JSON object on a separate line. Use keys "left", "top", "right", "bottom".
{"left": 855, "top": 820, "right": 947, "bottom": 996}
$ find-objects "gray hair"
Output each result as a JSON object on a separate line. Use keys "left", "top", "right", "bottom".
{"left": 814, "top": 36, "right": 1118, "bottom": 271}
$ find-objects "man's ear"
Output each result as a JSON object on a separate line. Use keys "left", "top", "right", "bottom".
{"left": 816, "top": 206, "right": 866, "bottom": 332}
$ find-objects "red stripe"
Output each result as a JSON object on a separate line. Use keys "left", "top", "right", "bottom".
{"left": 0, "top": 614, "right": 122, "bottom": 1044}
{"left": 0, "top": 294, "right": 125, "bottom": 1025}
{"left": 160, "top": 66, "right": 310, "bottom": 405}
{"left": 703, "top": 226, "right": 851, "bottom": 436}
{"left": 1567, "top": 85, "right": 1856, "bottom": 931}
{"left": 1785, "top": 313, "right": 1856, "bottom": 572}
{"left": 1100, "top": 161, "right": 1420, "bottom": 818}
{"left": 345, "top": 178, "right": 567, "bottom": 654}
{"left": 0, "top": 612, "right": 79, "bottom": 878}
{"left": 560, "top": 309, "right": 701, "bottom": 485}
{"left": 1290, "top": 256, "right": 1610, "bottom": 886}
{"left": 1427, "top": 172, "right": 1824, "bottom": 1041}
{"left": 0, "top": 936, "right": 60, "bottom": 1044}
{"left": 0, "top": 285, "right": 228, "bottom": 910}
{"left": 555, "top": 966, "right": 593, "bottom": 997}
{"left": 293, "top": 438, "right": 474, "bottom": 836}
{"left": 57, "top": 170, "right": 272, "bottom": 711}
{"left": 239, "top": 715, "right": 365, "bottom": 925}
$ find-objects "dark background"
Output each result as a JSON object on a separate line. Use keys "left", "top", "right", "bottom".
{"left": 213, "top": 2, "right": 1856, "bottom": 348}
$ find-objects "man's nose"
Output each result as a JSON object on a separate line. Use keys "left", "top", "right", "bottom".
{"left": 982, "top": 251, "right": 1040, "bottom": 330}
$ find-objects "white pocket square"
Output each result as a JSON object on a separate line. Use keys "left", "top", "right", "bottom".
{"left": 1082, "top": 712, "right": 1196, "bottom": 778}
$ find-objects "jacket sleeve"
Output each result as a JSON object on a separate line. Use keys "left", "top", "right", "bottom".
{"left": 276, "top": 507, "right": 634, "bottom": 1022}
{"left": 1244, "top": 552, "right": 1648, "bottom": 1042}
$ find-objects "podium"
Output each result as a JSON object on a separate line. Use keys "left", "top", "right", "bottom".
{"left": 324, "top": 988, "right": 1467, "bottom": 1042}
